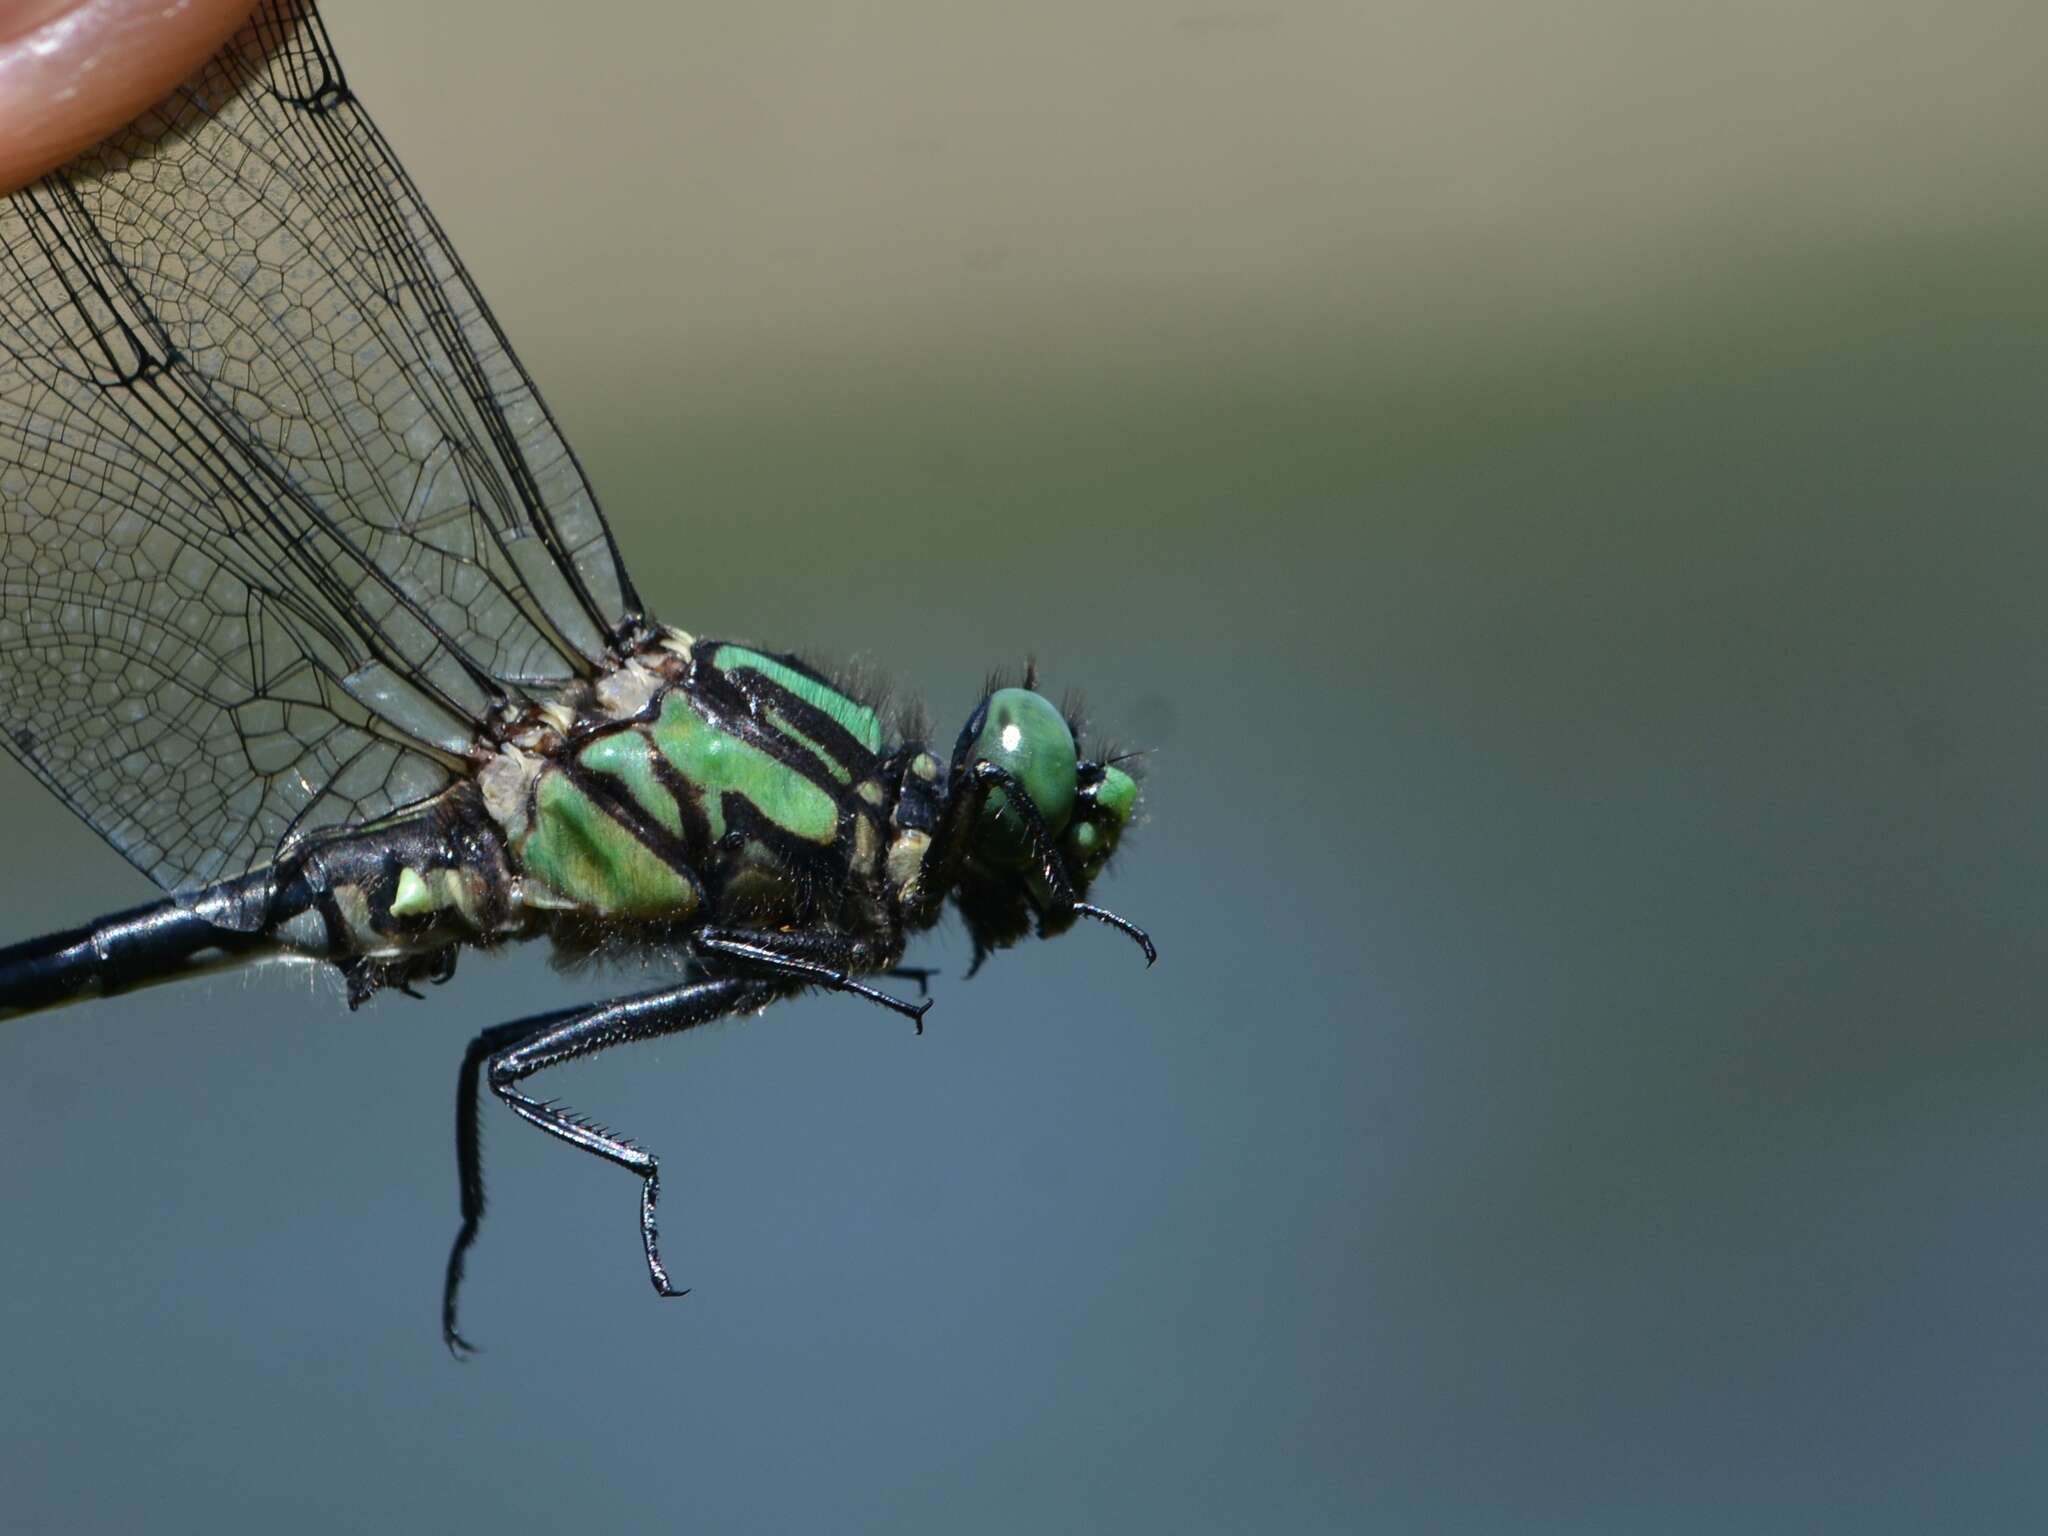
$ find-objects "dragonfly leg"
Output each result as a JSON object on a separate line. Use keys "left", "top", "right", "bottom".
{"left": 442, "top": 1016, "right": 553, "bottom": 1356}
{"left": 440, "top": 976, "right": 780, "bottom": 1356}
{"left": 693, "top": 927, "right": 932, "bottom": 1032}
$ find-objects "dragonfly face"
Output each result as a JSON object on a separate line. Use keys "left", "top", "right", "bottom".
{"left": 0, "top": 0, "right": 1152, "bottom": 1349}
{"left": 946, "top": 686, "right": 1141, "bottom": 963}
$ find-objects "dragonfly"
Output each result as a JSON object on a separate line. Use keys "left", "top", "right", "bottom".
{"left": 0, "top": 0, "right": 1151, "bottom": 1352}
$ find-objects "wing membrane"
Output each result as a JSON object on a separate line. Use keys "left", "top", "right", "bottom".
{"left": 0, "top": 0, "right": 641, "bottom": 890}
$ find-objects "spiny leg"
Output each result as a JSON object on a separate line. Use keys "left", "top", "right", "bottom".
{"left": 694, "top": 927, "right": 932, "bottom": 1031}
{"left": 442, "top": 977, "right": 780, "bottom": 1355}
{"left": 443, "top": 1015, "right": 555, "bottom": 1356}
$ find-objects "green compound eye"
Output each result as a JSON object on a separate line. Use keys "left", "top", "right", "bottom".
{"left": 964, "top": 688, "right": 1078, "bottom": 867}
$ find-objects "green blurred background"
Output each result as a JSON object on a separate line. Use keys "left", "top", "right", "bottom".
{"left": 6, "top": 1, "right": 2048, "bottom": 1529}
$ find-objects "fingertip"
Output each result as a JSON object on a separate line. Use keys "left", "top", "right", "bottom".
{"left": 0, "top": 0, "right": 260, "bottom": 194}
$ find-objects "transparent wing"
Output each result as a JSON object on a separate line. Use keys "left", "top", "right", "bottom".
{"left": 0, "top": 0, "right": 642, "bottom": 891}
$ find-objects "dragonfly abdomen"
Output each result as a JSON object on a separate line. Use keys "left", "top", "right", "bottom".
{"left": 0, "top": 874, "right": 277, "bottom": 1017}
{"left": 0, "top": 790, "right": 532, "bottom": 1018}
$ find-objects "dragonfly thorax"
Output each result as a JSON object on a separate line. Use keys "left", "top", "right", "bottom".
{"left": 482, "top": 637, "right": 899, "bottom": 941}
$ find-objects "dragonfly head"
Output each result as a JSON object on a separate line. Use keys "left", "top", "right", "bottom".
{"left": 947, "top": 685, "right": 1145, "bottom": 967}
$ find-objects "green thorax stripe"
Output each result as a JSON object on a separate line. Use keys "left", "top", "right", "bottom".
{"left": 762, "top": 706, "right": 853, "bottom": 784}
{"left": 710, "top": 645, "right": 884, "bottom": 755}
{"left": 577, "top": 728, "right": 684, "bottom": 836}
{"left": 518, "top": 767, "right": 700, "bottom": 917}
{"left": 650, "top": 691, "right": 840, "bottom": 845}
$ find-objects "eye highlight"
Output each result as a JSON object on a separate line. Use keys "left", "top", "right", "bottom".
{"left": 959, "top": 687, "right": 1078, "bottom": 866}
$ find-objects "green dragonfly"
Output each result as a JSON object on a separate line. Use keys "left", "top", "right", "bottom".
{"left": 0, "top": 0, "right": 1151, "bottom": 1352}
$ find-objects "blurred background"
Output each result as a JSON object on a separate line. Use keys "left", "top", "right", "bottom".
{"left": 6, "top": 0, "right": 2048, "bottom": 1529}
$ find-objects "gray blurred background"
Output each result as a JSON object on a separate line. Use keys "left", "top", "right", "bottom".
{"left": 6, "top": 1, "right": 2048, "bottom": 1529}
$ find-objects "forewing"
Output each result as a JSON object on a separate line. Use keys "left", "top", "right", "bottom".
{"left": 0, "top": 0, "right": 641, "bottom": 891}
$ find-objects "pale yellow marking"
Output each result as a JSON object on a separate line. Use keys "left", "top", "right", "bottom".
{"left": 390, "top": 866, "right": 474, "bottom": 921}
{"left": 510, "top": 877, "right": 581, "bottom": 912}
{"left": 594, "top": 659, "right": 660, "bottom": 720}
{"left": 887, "top": 828, "right": 931, "bottom": 902}
{"left": 389, "top": 866, "right": 431, "bottom": 917}
{"left": 479, "top": 747, "right": 545, "bottom": 841}
{"left": 333, "top": 885, "right": 376, "bottom": 944}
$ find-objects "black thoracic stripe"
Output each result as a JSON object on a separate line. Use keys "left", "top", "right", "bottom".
{"left": 649, "top": 676, "right": 857, "bottom": 818}
{"left": 559, "top": 757, "right": 706, "bottom": 880}
{"left": 733, "top": 666, "right": 881, "bottom": 781}
{"left": 641, "top": 749, "right": 721, "bottom": 857}
{"left": 711, "top": 789, "right": 852, "bottom": 898}
{"left": 728, "top": 700, "right": 873, "bottom": 806}
{"left": 694, "top": 648, "right": 882, "bottom": 794}
{"left": 631, "top": 682, "right": 881, "bottom": 877}
{"left": 705, "top": 724, "right": 880, "bottom": 869}
{"left": 761, "top": 691, "right": 882, "bottom": 788}
{"left": 638, "top": 735, "right": 864, "bottom": 888}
